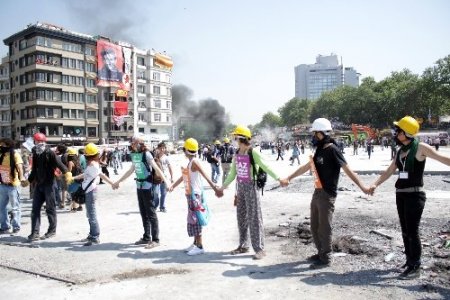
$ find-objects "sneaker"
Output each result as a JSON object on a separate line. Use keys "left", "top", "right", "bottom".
{"left": 135, "top": 238, "right": 150, "bottom": 245}
{"left": 41, "top": 231, "right": 56, "bottom": 240}
{"left": 145, "top": 241, "right": 160, "bottom": 249}
{"left": 28, "top": 233, "right": 40, "bottom": 242}
{"left": 0, "top": 228, "right": 10, "bottom": 234}
{"left": 184, "top": 244, "right": 196, "bottom": 253}
{"left": 59, "top": 204, "right": 65, "bottom": 209}
{"left": 80, "top": 236, "right": 93, "bottom": 242}
{"left": 83, "top": 238, "right": 100, "bottom": 246}
{"left": 12, "top": 228, "right": 20, "bottom": 234}
{"left": 230, "top": 246, "right": 249, "bottom": 255}
{"left": 187, "top": 245, "right": 205, "bottom": 256}
{"left": 160, "top": 208, "right": 167, "bottom": 213}
{"left": 77, "top": 206, "right": 83, "bottom": 211}
{"left": 253, "top": 251, "right": 266, "bottom": 260}
{"left": 399, "top": 266, "right": 421, "bottom": 280}
{"left": 309, "top": 259, "right": 330, "bottom": 269}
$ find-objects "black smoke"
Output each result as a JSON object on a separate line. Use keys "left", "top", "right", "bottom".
{"left": 172, "top": 84, "right": 228, "bottom": 142}
{"left": 64, "top": 0, "right": 146, "bottom": 45}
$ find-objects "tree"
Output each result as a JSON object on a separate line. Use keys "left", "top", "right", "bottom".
{"left": 258, "top": 112, "right": 283, "bottom": 128}
{"left": 278, "top": 98, "right": 311, "bottom": 126}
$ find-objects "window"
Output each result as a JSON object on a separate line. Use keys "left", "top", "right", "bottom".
{"left": 138, "top": 128, "right": 144, "bottom": 133}
{"left": 166, "top": 74, "right": 171, "bottom": 83}
{"left": 86, "top": 63, "right": 96, "bottom": 72}
{"left": 37, "top": 108, "right": 45, "bottom": 118}
{"left": 166, "top": 87, "right": 171, "bottom": 96}
{"left": 71, "top": 109, "right": 77, "bottom": 118}
{"left": 152, "top": 72, "right": 160, "bottom": 81}
{"left": 63, "top": 43, "right": 82, "bottom": 53}
{"left": 86, "top": 95, "right": 97, "bottom": 104}
{"left": 88, "top": 127, "right": 97, "bottom": 137}
{"left": 36, "top": 37, "right": 52, "bottom": 47}
{"left": 85, "top": 47, "right": 95, "bottom": 56}
{"left": 87, "top": 111, "right": 97, "bottom": 119}
{"left": 62, "top": 109, "right": 69, "bottom": 118}
{"left": 19, "top": 39, "right": 27, "bottom": 50}
{"left": 153, "top": 86, "right": 160, "bottom": 95}
{"left": 166, "top": 101, "right": 171, "bottom": 109}
{"left": 137, "top": 57, "right": 145, "bottom": 66}
{"left": 154, "top": 99, "right": 161, "bottom": 108}
{"left": 138, "top": 72, "right": 145, "bottom": 79}
{"left": 154, "top": 113, "right": 161, "bottom": 122}
{"left": 150, "top": 128, "right": 157, "bottom": 133}
{"left": 77, "top": 110, "right": 85, "bottom": 119}
{"left": 76, "top": 60, "right": 84, "bottom": 70}
{"left": 86, "top": 79, "right": 96, "bottom": 87}
{"left": 138, "top": 113, "right": 145, "bottom": 121}
{"left": 138, "top": 85, "right": 145, "bottom": 93}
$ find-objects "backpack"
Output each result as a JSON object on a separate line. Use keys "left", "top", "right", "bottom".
{"left": 206, "top": 149, "right": 215, "bottom": 163}
{"left": 152, "top": 156, "right": 164, "bottom": 184}
{"left": 141, "top": 151, "right": 163, "bottom": 184}
{"left": 248, "top": 147, "right": 267, "bottom": 195}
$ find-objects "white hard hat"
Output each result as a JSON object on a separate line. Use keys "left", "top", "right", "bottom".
{"left": 310, "top": 118, "right": 332, "bottom": 132}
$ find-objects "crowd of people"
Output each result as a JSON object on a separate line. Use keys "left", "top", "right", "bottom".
{"left": 1, "top": 116, "right": 450, "bottom": 280}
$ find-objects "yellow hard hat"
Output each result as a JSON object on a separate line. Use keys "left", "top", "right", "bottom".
{"left": 223, "top": 137, "right": 230, "bottom": 143}
{"left": 393, "top": 116, "right": 420, "bottom": 137}
{"left": 67, "top": 148, "right": 77, "bottom": 156}
{"left": 232, "top": 125, "right": 252, "bottom": 139}
{"left": 85, "top": 143, "right": 99, "bottom": 156}
{"left": 214, "top": 140, "right": 221, "bottom": 145}
{"left": 184, "top": 138, "right": 199, "bottom": 153}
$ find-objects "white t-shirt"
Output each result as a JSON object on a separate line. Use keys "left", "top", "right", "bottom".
{"left": 82, "top": 161, "right": 100, "bottom": 193}
{"left": 159, "top": 154, "right": 171, "bottom": 178}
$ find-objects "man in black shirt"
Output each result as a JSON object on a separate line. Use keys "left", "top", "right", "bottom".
{"left": 283, "top": 118, "right": 370, "bottom": 269}
{"left": 26, "top": 133, "right": 72, "bottom": 241}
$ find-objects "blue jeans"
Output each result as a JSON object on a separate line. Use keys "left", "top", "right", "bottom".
{"left": 85, "top": 190, "right": 99, "bottom": 239}
{"left": 54, "top": 179, "right": 62, "bottom": 206}
{"left": 153, "top": 183, "right": 167, "bottom": 210}
{"left": 211, "top": 163, "right": 221, "bottom": 183}
{"left": 0, "top": 185, "right": 21, "bottom": 230}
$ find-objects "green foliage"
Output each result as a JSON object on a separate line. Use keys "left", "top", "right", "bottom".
{"left": 254, "top": 55, "right": 450, "bottom": 130}
{"left": 277, "top": 98, "right": 311, "bottom": 126}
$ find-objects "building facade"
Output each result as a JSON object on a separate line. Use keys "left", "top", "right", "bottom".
{"left": 0, "top": 56, "right": 11, "bottom": 138}
{"left": 294, "top": 54, "right": 360, "bottom": 100}
{"left": 2, "top": 22, "right": 173, "bottom": 144}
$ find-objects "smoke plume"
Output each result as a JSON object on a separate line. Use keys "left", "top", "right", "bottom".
{"left": 64, "top": 0, "right": 146, "bottom": 45}
{"left": 172, "top": 84, "right": 228, "bottom": 142}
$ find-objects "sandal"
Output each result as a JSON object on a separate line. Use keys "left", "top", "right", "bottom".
{"left": 230, "top": 246, "right": 249, "bottom": 255}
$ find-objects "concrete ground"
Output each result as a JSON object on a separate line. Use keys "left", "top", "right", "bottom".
{"left": 0, "top": 145, "right": 449, "bottom": 299}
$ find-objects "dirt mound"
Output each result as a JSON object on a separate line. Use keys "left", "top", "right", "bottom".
{"left": 332, "top": 235, "right": 380, "bottom": 256}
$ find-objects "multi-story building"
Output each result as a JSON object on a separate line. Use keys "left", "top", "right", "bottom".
{"left": 2, "top": 22, "right": 173, "bottom": 145}
{"left": 0, "top": 56, "right": 11, "bottom": 138}
{"left": 294, "top": 54, "right": 360, "bottom": 100}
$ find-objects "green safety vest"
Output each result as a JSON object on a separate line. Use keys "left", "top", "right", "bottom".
{"left": 131, "top": 152, "right": 148, "bottom": 180}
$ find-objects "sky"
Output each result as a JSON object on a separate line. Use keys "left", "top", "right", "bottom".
{"left": 1, "top": 0, "right": 449, "bottom": 125}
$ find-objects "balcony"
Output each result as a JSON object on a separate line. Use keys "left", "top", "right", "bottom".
{"left": 137, "top": 93, "right": 146, "bottom": 98}
{"left": 0, "top": 89, "right": 9, "bottom": 95}
{"left": 138, "top": 119, "right": 147, "bottom": 126}
{"left": 137, "top": 78, "right": 147, "bottom": 84}
{"left": 0, "top": 74, "right": 9, "bottom": 81}
{"left": 137, "top": 64, "right": 146, "bottom": 70}
{"left": 138, "top": 107, "right": 147, "bottom": 112}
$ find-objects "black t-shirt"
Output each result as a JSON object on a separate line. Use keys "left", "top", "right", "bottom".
{"left": 314, "top": 144, "right": 347, "bottom": 197}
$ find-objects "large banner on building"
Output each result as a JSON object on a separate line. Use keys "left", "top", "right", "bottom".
{"left": 97, "top": 40, "right": 130, "bottom": 91}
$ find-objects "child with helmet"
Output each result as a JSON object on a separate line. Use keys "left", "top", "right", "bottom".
{"left": 370, "top": 116, "right": 450, "bottom": 279}
{"left": 169, "top": 137, "right": 221, "bottom": 256}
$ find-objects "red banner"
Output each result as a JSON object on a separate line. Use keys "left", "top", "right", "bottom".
{"left": 114, "top": 101, "right": 128, "bottom": 116}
